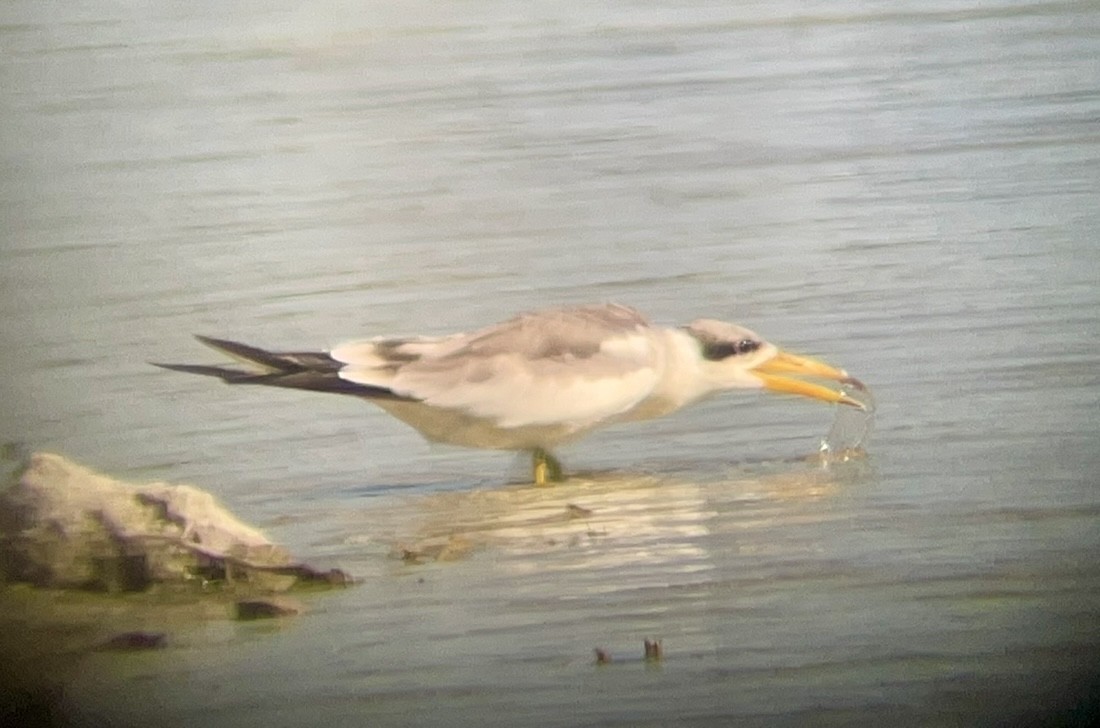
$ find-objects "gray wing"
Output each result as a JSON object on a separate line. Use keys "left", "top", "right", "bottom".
{"left": 331, "top": 304, "right": 663, "bottom": 428}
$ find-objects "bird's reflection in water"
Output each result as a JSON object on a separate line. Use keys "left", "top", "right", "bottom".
{"left": 374, "top": 457, "right": 872, "bottom": 586}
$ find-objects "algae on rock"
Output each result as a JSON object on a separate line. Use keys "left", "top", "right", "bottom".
{"left": 0, "top": 452, "right": 348, "bottom": 593}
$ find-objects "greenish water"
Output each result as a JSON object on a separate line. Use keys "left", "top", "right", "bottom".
{"left": 2, "top": 0, "right": 1099, "bottom": 725}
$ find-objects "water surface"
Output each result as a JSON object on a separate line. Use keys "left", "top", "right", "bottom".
{"left": 2, "top": 0, "right": 1099, "bottom": 725}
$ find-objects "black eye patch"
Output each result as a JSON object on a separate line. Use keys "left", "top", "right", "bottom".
{"left": 702, "top": 338, "right": 760, "bottom": 361}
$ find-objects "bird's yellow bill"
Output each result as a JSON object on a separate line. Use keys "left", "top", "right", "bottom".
{"left": 751, "top": 351, "right": 867, "bottom": 409}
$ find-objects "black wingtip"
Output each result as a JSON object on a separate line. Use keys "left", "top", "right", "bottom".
{"left": 193, "top": 334, "right": 239, "bottom": 349}
{"left": 193, "top": 334, "right": 255, "bottom": 354}
{"left": 190, "top": 335, "right": 291, "bottom": 372}
{"left": 152, "top": 361, "right": 264, "bottom": 383}
{"left": 152, "top": 356, "right": 410, "bottom": 399}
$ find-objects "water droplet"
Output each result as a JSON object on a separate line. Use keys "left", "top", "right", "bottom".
{"left": 818, "top": 382, "right": 876, "bottom": 464}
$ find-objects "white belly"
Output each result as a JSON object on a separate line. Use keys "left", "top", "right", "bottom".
{"left": 370, "top": 399, "right": 587, "bottom": 451}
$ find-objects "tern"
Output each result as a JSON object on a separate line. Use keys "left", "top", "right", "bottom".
{"left": 156, "top": 303, "right": 865, "bottom": 485}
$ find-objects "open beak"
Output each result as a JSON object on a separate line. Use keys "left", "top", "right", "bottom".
{"left": 750, "top": 350, "right": 867, "bottom": 410}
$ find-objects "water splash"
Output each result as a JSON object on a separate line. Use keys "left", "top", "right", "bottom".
{"left": 817, "top": 380, "right": 876, "bottom": 465}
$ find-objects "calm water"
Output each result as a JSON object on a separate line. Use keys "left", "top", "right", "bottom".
{"left": 2, "top": 0, "right": 1099, "bottom": 725}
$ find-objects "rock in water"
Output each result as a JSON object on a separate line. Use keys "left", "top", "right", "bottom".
{"left": 235, "top": 597, "right": 306, "bottom": 621}
{"left": 0, "top": 453, "right": 314, "bottom": 592}
{"left": 98, "top": 631, "right": 169, "bottom": 651}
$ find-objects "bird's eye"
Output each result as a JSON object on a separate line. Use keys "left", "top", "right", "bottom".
{"left": 702, "top": 338, "right": 760, "bottom": 360}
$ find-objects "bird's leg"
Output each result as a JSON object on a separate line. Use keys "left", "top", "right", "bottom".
{"left": 531, "top": 448, "right": 564, "bottom": 486}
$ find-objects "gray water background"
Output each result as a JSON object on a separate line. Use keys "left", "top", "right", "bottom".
{"left": 2, "top": 0, "right": 1099, "bottom": 725}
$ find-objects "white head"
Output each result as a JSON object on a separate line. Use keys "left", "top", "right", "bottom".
{"left": 683, "top": 319, "right": 865, "bottom": 408}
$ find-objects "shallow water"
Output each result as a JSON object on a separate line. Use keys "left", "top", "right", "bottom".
{"left": 3, "top": 0, "right": 1100, "bottom": 725}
